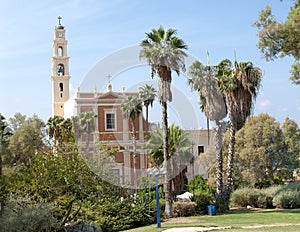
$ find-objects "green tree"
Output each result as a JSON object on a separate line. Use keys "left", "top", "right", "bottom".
{"left": 47, "top": 116, "right": 74, "bottom": 148}
{"left": 7, "top": 114, "right": 46, "bottom": 168}
{"left": 72, "top": 111, "right": 97, "bottom": 154}
{"left": 281, "top": 117, "right": 300, "bottom": 178}
{"left": 145, "top": 124, "right": 193, "bottom": 197}
{"left": 140, "top": 26, "right": 187, "bottom": 217}
{"left": 0, "top": 113, "right": 11, "bottom": 176}
{"left": 215, "top": 59, "right": 263, "bottom": 209}
{"left": 121, "top": 95, "right": 142, "bottom": 190}
{"left": 253, "top": 1, "right": 300, "bottom": 84}
{"left": 8, "top": 112, "right": 26, "bottom": 131}
{"left": 139, "top": 84, "right": 156, "bottom": 132}
{"left": 188, "top": 58, "right": 227, "bottom": 207}
{"left": 234, "top": 114, "right": 291, "bottom": 186}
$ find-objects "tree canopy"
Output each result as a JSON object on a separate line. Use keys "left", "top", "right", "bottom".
{"left": 254, "top": 1, "right": 300, "bottom": 84}
{"left": 233, "top": 113, "right": 300, "bottom": 187}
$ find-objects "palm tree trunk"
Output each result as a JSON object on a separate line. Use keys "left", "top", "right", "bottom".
{"left": 162, "top": 101, "right": 172, "bottom": 218}
{"left": 223, "top": 123, "right": 236, "bottom": 209}
{"left": 215, "top": 120, "right": 224, "bottom": 210}
{"left": 146, "top": 105, "right": 149, "bottom": 132}
{"left": 131, "top": 119, "right": 138, "bottom": 190}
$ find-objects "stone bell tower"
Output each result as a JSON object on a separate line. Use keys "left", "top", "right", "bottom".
{"left": 51, "top": 16, "right": 70, "bottom": 117}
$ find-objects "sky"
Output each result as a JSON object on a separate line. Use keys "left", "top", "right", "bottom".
{"left": 0, "top": 0, "right": 299, "bottom": 129}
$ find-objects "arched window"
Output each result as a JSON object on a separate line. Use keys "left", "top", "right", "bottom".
{"left": 59, "top": 83, "right": 64, "bottom": 92}
{"left": 58, "top": 47, "right": 63, "bottom": 56}
{"left": 57, "top": 64, "right": 64, "bottom": 76}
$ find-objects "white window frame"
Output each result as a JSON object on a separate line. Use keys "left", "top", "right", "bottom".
{"left": 105, "top": 109, "right": 117, "bottom": 131}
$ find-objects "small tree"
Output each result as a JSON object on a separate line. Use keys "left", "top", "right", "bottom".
{"left": 139, "top": 84, "right": 156, "bottom": 132}
{"left": 121, "top": 95, "right": 142, "bottom": 189}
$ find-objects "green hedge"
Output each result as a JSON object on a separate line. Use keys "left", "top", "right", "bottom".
{"left": 231, "top": 183, "right": 300, "bottom": 209}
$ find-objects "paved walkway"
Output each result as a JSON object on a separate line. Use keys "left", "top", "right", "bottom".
{"left": 163, "top": 226, "right": 230, "bottom": 232}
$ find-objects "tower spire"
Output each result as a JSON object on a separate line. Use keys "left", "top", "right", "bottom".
{"left": 51, "top": 17, "right": 70, "bottom": 117}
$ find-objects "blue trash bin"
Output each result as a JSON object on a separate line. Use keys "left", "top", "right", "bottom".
{"left": 207, "top": 205, "right": 216, "bottom": 215}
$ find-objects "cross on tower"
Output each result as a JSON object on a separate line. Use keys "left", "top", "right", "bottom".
{"left": 107, "top": 74, "right": 112, "bottom": 83}
{"left": 57, "top": 16, "right": 62, "bottom": 25}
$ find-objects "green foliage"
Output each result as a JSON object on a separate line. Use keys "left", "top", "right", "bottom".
{"left": 146, "top": 124, "right": 193, "bottom": 167}
{"left": 189, "top": 175, "right": 214, "bottom": 195}
{"left": 0, "top": 194, "right": 59, "bottom": 232}
{"left": 231, "top": 183, "right": 300, "bottom": 209}
{"left": 273, "top": 182, "right": 300, "bottom": 209}
{"left": 254, "top": 177, "right": 284, "bottom": 189}
{"left": 190, "top": 192, "right": 214, "bottom": 214}
{"left": 79, "top": 196, "right": 155, "bottom": 232}
{"left": 172, "top": 201, "right": 197, "bottom": 217}
{"left": 232, "top": 114, "right": 300, "bottom": 187}
{"left": 2, "top": 139, "right": 156, "bottom": 231}
{"left": 231, "top": 187, "right": 273, "bottom": 208}
{"left": 254, "top": 2, "right": 300, "bottom": 83}
{"left": 0, "top": 175, "right": 8, "bottom": 212}
{"left": 7, "top": 114, "right": 46, "bottom": 167}
{"left": 189, "top": 175, "right": 215, "bottom": 214}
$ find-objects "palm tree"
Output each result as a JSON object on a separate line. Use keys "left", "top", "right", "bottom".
{"left": 47, "top": 116, "right": 65, "bottom": 146}
{"left": 121, "top": 95, "right": 143, "bottom": 190}
{"left": 79, "top": 111, "right": 97, "bottom": 154}
{"left": 139, "top": 84, "right": 156, "bottom": 132}
{"left": 140, "top": 26, "right": 187, "bottom": 218}
{"left": 47, "top": 116, "right": 74, "bottom": 147}
{"left": 188, "top": 59, "right": 227, "bottom": 208}
{"left": 216, "top": 59, "right": 262, "bottom": 209}
{"left": 145, "top": 124, "right": 193, "bottom": 197}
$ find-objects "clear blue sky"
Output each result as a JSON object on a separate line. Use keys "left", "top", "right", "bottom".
{"left": 0, "top": 0, "right": 299, "bottom": 129}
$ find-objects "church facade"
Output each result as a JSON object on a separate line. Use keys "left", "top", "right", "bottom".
{"left": 50, "top": 18, "right": 213, "bottom": 187}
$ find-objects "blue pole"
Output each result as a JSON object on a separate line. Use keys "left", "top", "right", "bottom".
{"left": 155, "top": 174, "right": 161, "bottom": 228}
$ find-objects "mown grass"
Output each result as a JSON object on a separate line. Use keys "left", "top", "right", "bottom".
{"left": 123, "top": 208, "right": 300, "bottom": 232}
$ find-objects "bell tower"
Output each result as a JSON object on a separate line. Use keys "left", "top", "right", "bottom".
{"left": 51, "top": 16, "right": 70, "bottom": 117}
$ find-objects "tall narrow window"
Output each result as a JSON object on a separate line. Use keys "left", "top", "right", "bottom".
{"left": 57, "top": 64, "right": 64, "bottom": 76}
{"left": 58, "top": 47, "right": 63, "bottom": 56}
{"left": 198, "top": 145, "right": 204, "bottom": 155}
{"left": 59, "top": 83, "right": 63, "bottom": 92}
{"left": 106, "top": 113, "right": 116, "bottom": 130}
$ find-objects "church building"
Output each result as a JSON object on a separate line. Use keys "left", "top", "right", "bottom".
{"left": 50, "top": 17, "right": 213, "bottom": 187}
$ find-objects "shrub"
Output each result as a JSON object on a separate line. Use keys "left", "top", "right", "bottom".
{"left": 272, "top": 182, "right": 300, "bottom": 209}
{"left": 190, "top": 192, "right": 214, "bottom": 214}
{"left": 230, "top": 187, "right": 265, "bottom": 208}
{"left": 189, "top": 175, "right": 214, "bottom": 195}
{"left": 0, "top": 194, "right": 60, "bottom": 232}
{"left": 172, "top": 202, "right": 197, "bottom": 217}
{"left": 273, "top": 190, "right": 300, "bottom": 208}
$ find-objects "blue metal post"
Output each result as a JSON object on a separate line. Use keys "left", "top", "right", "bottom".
{"left": 155, "top": 174, "right": 161, "bottom": 228}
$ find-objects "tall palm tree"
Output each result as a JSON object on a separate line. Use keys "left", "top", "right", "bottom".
{"left": 188, "top": 59, "right": 227, "bottom": 208}
{"left": 140, "top": 26, "right": 187, "bottom": 217}
{"left": 121, "top": 95, "right": 143, "bottom": 190}
{"left": 139, "top": 84, "right": 156, "bottom": 132}
{"left": 79, "top": 111, "right": 97, "bottom": 154}
{"left": 216, "top": 59, "right": 262, "bottom": 208}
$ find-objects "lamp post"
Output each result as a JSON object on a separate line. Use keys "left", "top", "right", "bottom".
{"left": 147, "top": 165, "right": 166, "bottom": 228}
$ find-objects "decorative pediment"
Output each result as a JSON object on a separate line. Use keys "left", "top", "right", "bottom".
{"left": 97, "top": 92, "right": 123, "bottom": 100}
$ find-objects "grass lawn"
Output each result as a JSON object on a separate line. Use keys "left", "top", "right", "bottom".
{"left": 123, "top": 208, "right": 300, "bottom": 232}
